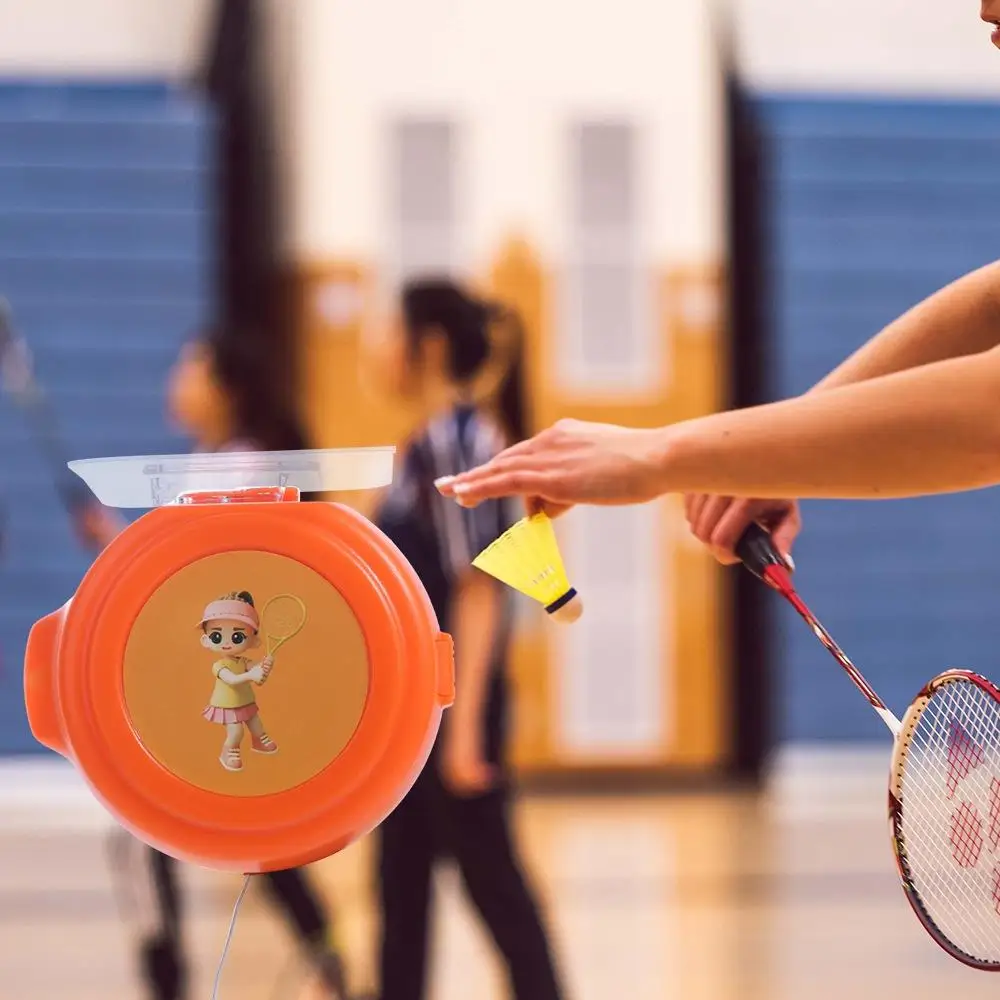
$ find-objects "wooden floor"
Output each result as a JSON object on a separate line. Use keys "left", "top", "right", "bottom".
{"left": 0, "top": 749, "right": 997, "bottom": 1000}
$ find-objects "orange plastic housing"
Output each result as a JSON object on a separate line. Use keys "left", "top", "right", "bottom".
{"left": 24, "top": 496, "right": 454, "bottom": 873}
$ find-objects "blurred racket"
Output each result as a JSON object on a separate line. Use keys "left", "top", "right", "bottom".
{"left": 261, "top": 593, "right": 307, "bottom": 658}
{"left": 0, "top": 300, "right": 95, "bottom": 514}
{"left": 0, "top": 298, "right": 120, "bottom": 552}
{"left": 738, "top": 523, "right": 1000, "bottom": 970}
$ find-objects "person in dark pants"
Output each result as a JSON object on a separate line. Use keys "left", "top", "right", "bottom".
{"left": 106, "top": 325, "right": 351, "bottom": 1000}
{"left": 110, "top": 833, "right": 344, "bottom": 999}
{"left": 367, "top": 279, "right": 566, "bottom": 1000}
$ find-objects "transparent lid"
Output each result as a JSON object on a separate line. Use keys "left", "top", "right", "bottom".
{"left": 68, "top": 448, "right": 395, "bottom": 509}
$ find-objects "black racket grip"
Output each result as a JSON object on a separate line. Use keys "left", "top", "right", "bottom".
{"left": 735, "top": 523, "right": 788, "bottom": 582}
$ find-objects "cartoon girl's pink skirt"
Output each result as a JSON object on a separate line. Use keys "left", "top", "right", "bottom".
{"left": 202, "top": 704, "right": 259, "bottom": 725}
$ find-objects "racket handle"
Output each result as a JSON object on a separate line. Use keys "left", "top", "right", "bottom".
{"left": 735, "top": 523, "right": 789, "bottom": 582}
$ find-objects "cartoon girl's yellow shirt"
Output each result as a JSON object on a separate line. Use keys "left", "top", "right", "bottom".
{"left": 209, "top": 657, "right": 256, "bottom": 709}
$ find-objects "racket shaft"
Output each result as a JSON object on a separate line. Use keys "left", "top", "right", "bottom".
{"left": 736, "top": 525, "right": 901, "bottom": 736}
{"left": 797, "top": 607, "right": 900, "bottom": 735}
{"left": 772, "top": 569, "right": 901, "bottom": 736}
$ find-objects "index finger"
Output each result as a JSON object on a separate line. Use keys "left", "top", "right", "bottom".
{"left": 435, "top": 457, "right": 504, "bottom": 496}
{"left": 454, "top": 468, "right": 556, "bottom": 508}
{"left": 435, "top": 439, "right": 537, "bottom": 496}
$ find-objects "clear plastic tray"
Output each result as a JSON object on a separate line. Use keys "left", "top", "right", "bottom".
{"left": 68, "top": 448, "right": 395, "bottom": 509}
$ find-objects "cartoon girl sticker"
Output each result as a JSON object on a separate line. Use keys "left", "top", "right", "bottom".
{"left": 199, "top": 591, "right": 278, "bottom": 772}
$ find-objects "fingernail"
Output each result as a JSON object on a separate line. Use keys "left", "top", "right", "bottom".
{"left": 784, "top": 553, "right": 796, "bottom": 571}
{"left": 434, "top": 476, "right": 455, "bottom": 491}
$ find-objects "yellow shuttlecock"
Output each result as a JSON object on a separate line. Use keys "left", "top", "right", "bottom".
{"left": 472, "top": 513, "right": 583, "bottom": 624}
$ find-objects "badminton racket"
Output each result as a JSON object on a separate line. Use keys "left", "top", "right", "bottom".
{"left": 737, "top": 522, "right": 1000, "bottom": 970}
{"left": 0, "top": 298, "right": 101, "bottom": 526}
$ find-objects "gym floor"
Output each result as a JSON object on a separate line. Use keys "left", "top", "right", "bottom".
{"left": 0, "top": 749, "right": 993, "bottom": 1000}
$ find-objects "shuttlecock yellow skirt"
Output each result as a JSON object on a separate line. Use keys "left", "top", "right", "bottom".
{"left": 473, "top": 513, "right": 582, "bottom": 623}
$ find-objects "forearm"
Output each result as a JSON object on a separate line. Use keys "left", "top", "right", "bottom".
{"left": 449, "top": 574, "right": 501, "bottom": 729}
{"left": 659, "top": 346, "right": 1000, "bottom": 499}
{"left": 810, "top": 261, "right": 1000, "bottom": 393}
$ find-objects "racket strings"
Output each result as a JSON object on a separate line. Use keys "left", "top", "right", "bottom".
{"left": 899, "top": 680, "right": 1000, "bottom": 962}
{"left": 262, "top": 595, "right": 306, "bottom": 649}
{"left": 903, "top": 686, "right": 998, "bottom": 931}
{"left": 268, "top": 610, "right": 301, "bottom": 636}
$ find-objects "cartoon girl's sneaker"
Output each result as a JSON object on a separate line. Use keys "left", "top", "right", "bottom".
{"left": 220, "top": 747, "right": 243, "bottom": 771}
{"left": 251, "top": 732, "right": 278, "bottom": 754}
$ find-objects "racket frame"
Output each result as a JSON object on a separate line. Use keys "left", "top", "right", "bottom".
{"left": 888, "top": 668, "right": 1000, "bottom": 972}
{"left": 261, "top": 593, "right": 307, "bottom": 657}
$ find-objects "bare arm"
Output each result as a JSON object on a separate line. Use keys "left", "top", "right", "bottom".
{"left": 810, "top": 261, "right": 1000, "bottom": 392}
{"left": 674, "top": 262, "right": 1000, "bottom": 559}
{"left": 661, "top": 345, "right": 1000, "bottom": 499}
{"left": 440, "top": 346, "right": 1000, "bottom": 510}
{"left": 217, "top": 667, "right": 261, "bottom": 685}
{"left": 439, "top": 266, "right": 1000, "bottom": 549}
{"left": 448, "top": 572, "right": 502, "bottom": 740}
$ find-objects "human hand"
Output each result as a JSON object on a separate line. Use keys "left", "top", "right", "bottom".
{"left": 435, "top": 418, "right": 667, "bottom": 517}
{"left": 684, "top": 495, "right": 800, "bottom": 567}
{"left": 260, "top": 655, "right": 274, "bottom": 681}
{"left": 246, "top": 665, "right": 265, "bottom": 684}
{"left": 72, "top": 500, "right": 125, "bottom": 552}
{"left": 441, "top": 721, "right": 497, "bottom": 796}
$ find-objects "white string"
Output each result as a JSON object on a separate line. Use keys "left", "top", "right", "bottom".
{"left": 211, "top": 874, "right": 253, "bottom": 1000}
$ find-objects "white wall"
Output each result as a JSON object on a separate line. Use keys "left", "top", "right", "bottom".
{"left": 731, "top": 0, "right": 1000, "bottom": 94}
{"left": 0, "top": 0, "right": 213, "bottom": 77}
{"left": 6, "top": 0, "right": 996, "bottom": 266}
{"left": 291, "top": 0, "right": 725, "bottom": 269}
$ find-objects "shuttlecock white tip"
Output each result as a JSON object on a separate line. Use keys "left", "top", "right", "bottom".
{"left": 548, "top": 592, "right": 583, "bottom": 624}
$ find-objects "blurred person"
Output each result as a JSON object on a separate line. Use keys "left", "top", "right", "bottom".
{"left": 435, "top": 5, "right": 1000, "bottom": 558}
{"left": 364, "top": 279, "right": 566, "bottom": 1000}
{"left": 108, "top": 324, "right": 352, "bottom": 1000}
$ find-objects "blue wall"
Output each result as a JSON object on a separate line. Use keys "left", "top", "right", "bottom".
{"left": 0, "top": 81, "right": 213, "bottom": 754}
{"left": 756, "top": 95, "right": 1000, "bottom": 741}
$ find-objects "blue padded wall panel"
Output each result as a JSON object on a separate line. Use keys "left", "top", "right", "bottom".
{"left": 755, "top": 95, "right": 1000, "bottom": 741}
{"left": 0, "top": 119, "right": 210, "bottom": 169}
{"left": 0, "top": 166, "right": 209, "bottom": 213}
{"left": 0, "top": 81, "right": 213, "bottom": 755}
{"left": 0, "top": 80, "right": 177, "bottom": 113}
{"left": 0, "top": 211, "right": 206, "bottom": 257}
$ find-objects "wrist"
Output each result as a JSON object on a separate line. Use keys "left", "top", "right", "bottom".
{"left": 644, "top": 423, "right": 689, "bottom": 495}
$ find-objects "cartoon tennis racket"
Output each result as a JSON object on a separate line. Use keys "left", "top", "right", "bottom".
{"left": 258, "top": 594, "right": 307, "bottom": 683}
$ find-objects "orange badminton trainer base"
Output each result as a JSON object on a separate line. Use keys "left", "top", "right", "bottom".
{"left": 24, "top": 488, "right": 454, "bottom": 874}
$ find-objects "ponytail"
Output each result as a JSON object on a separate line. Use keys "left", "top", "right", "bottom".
{"left": 400, "top": 277, "right": 530, "bottom": 443}
{"left": 490, "top": 307, "right": 530, "bottom": 444}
